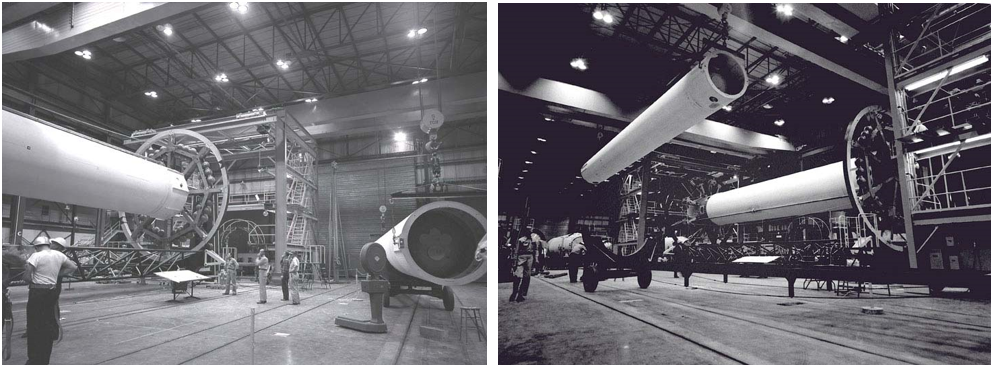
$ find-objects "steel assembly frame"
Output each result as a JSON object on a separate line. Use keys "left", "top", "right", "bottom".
{"left": 125, "top": 108, "right": 323, "bottom": 276}
{"left": 579, "top": 3, "right": 990, "bottom": 296}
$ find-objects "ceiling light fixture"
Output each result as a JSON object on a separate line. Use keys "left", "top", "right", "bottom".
{"left": 525, "top": 161, "right": 533, "bottom": 165}
{"left": 835, "top": 35, "right": 848, "bottom": 43}
{"left": 229, "top": 2, "right": 248, "bottom": 14}
{"left": 144, "top": 91, "right": 158, "bottom": 98}
{"left": 774, "top": 119, "right": 785, "bottom": 127}
{"left": 191, "top": 119, "right": 201, "bottom": 123}
{"left": 394, "top": 132, "right": 407, "bottom": 142}
{"left": 721, "top": 105, "right": 732, "bottom": 112}
{"left": 765, "top": 74, "right": 781, "bottom": 86}
{"left": 822, "top": 97, "right": 835, "bottom": 104}
{"left": 214, "top": 73, "right": 229, "bottom": 83}
{"left": 775, "top": 4, "right": 794, "bottom": 17}
{"left": 276, "top": 59, "right": 291, "bottom": 70}
{"left": 762, "top": 103, "right": 773, "bottom": 109}
{"left": 570, "top": 58, "right": 588, "bottom": 71}
{"left": 537, "top": 137, "right": 547, "bottom": 142}
{"left": 74, "top": 50, "right": 92, "bottom": 60}
{"left": 530, "top": 151, "right": 537, "bottom": 155}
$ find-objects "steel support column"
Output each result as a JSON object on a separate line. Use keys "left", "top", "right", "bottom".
{"left": 274, "top": 118, "right": 288, "bottom": 274}
{"left": 881, "top": 6, "right": 919, "bottom": 269}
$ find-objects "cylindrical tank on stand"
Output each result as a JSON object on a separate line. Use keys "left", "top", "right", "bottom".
{"left": 376, "top": 201, "right": 486, "bottom": 286}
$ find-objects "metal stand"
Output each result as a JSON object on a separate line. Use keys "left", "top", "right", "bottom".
{"left": 335, "top": 242, "right": 389, "bottom": 333}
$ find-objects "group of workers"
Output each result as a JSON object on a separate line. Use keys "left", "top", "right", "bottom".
{"left": 220, "top": 249, "right": 301, "bottom": 305}
{"left": 6, "top": 239, "right": 307, "bottom": 365}
{"left": 508, "top": 229, "right": 546, "bottom": 303}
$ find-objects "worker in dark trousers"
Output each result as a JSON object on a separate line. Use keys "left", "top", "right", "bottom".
{"left": 23, "top": 237, "right": 77, "bottom": 365}
{"left": 508, "top": 235, "right": 535, "bottom": 302}
{"left": 280, "top": 251, "right": 291, "bottom": 301}
{"left": 255, "top": 249, "right": 270, "bottom": 304}
{"left": 530, "top": 229, "right": 547, "bottom": 276}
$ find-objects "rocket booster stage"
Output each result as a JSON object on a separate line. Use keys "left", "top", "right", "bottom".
{"left": 692, "top": 161, "right": 857, "bottom": 226}
{"left": 376, "top": 201, "right": 487, "bottom": 286}
{"left": 581, "top": 51, "right": 748, "bottom": 183}
{"left": 1, "top": 109, "right": 188, "bottom": 219}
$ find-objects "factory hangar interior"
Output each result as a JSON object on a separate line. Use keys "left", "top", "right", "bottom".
{"left": 498, "top": 3, "right": 990, "bottom": 365}
{"left": 2, "top": 2, "right": 487, "bottom": 365}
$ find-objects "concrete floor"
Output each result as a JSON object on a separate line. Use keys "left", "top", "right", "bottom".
{"left": 4, "top": 279, "right": 486, "bottom": 365}
{"left": 499, "top": 271, "right": 990, "bottom": 365}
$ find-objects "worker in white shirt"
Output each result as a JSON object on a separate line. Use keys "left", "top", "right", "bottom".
{"left": 23, "top": 237, "right": 77, "bottom": 365}
{"left": 223, "top": 254, "right": 239, "bottom": 296}
{"left": 288, "top": 253, "right": 301, "bottom": 305}
{"left": 255, "top": 249, "right": 270, "bottom": 304}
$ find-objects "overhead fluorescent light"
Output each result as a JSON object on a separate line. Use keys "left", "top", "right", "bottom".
{"left": 905, "top": 54, "right": 989, "bottom": 91}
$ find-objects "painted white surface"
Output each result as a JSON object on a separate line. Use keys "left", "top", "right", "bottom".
{"left": 582, "top": 51, "right": 747, "bottom": 183}
{"left": 376, "top": 201, "right": 486, "bottom": 286}
{"left": 2, "top": 110, "right": 188, "bottom": 219}
{"left": 705, "top": 161, "right": 854, "bottom": 225}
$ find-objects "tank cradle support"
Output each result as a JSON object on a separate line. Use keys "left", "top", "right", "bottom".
{"left": 335, "top": 242, "right": 390, "bottom": 333}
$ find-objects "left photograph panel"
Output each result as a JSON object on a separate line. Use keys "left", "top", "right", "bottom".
{"left": 1, "top": 2, "right": 487, "bottom": 365}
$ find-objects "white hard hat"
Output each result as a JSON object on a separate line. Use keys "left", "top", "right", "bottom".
{"left": 31, "top": 237, "right": 51, "bottom": 247}
{"left": 51, "top": 237, "right": 68, "bottom": 249}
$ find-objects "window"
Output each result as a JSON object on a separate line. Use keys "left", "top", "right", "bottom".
{"left": 41, "top": 205, "right": 49, "bottom": 216}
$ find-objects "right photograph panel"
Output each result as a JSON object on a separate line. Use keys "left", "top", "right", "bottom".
{"left": 497, "top": 3, "right": 992, "bottom": 365}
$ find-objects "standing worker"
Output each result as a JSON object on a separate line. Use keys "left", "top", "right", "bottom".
{"left": 23, "top": 237, "right": 77, "bottom": 365}
{"left": 288, "top": 253, "right": 301, "bottom": 305}
{"left": 223, "top": 253, "right": 239, "bottom": 296}
{"left": 280, "top": 251, "right": 291, "bottom": 302}
{"left": 255, "top": 249, "right": 270, "bottom": 304}
{"left": 508, "top": 235, "right": 535, "bottom": 303}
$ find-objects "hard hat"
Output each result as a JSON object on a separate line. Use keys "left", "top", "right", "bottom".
{"left": 51, "top": 237, "right": 68, "bottom": 249}
{"left": 31, "top": 237, "right": 51, "bottom": 247}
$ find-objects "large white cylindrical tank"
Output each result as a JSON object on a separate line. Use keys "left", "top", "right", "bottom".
{"left": 1, "top": 110, "right": 188, "bottom": 219}
{"left": 581, "top": 51, "right": 748, "bottom": 183}
{"left": 703, "top": 162, "right": 855, "bottom": 225}
{"left": 376, "top": 201, "right": 486, "bottom": 286}
{"left": 545, "top": 233, "right": 586, "bottom": 256}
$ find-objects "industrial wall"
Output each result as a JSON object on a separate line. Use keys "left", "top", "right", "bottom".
{"left": 314, "top": 119, "right": 486, "bottom": 276}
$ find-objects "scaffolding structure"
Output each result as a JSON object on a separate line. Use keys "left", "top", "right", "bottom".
{"left": 124, "top": 108, "right": 323, "bottom": 275}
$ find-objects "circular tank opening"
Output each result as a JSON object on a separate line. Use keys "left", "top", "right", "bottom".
{"left": 407, "top": 207, "right": 485, "bottom": 279}
{"left": 707, "top": 53, "right": 747, "bottom": 96}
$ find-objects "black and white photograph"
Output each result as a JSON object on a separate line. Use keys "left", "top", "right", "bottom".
{"left": 2, "top": 1, "right": 487, "bottom": 364}
{"left": 499, "top": 3, "right": 990, "bottom": 365}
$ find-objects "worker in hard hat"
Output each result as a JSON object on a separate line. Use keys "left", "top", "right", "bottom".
{"left": 23, "top": 237, "right": 77, "bottom": 365}
{"left": 255, "top": 249, "right": 270, "bottom": 304}
{"left": 288, "top": 253, "right": 301, "bottom": 305}
{"left": 279, "top": 251, "right": 291, "bottom": 301}
{"left": 223, "top": 253, "right": 239, "bottom": 295}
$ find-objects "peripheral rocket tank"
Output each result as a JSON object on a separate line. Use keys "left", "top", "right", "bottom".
{"left": 1, "top": 109, "right": 188, "bottom": 219}
{"left": 545, "top": 233, "right": 586, "bottom": 257}
{"left": 375, "top": 201, "right": 486, "bottom": 286}
{"left": 690, "top": 161, "right": 856, "bottom": 226}
{"left": 581, "top": 51, "right": 748, "bottom": 183}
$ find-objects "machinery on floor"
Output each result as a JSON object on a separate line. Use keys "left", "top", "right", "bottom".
{"left": 376, "top": 201, "right": 487, "bottom": 311}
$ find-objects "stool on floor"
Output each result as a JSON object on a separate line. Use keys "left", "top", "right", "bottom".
{"left": 459, "top": 307, "right": 485, "bottom": 342}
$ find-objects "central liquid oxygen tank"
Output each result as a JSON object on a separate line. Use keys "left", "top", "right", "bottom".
{"left": 376, "top": 201, "right": 486, "bottom": 287}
